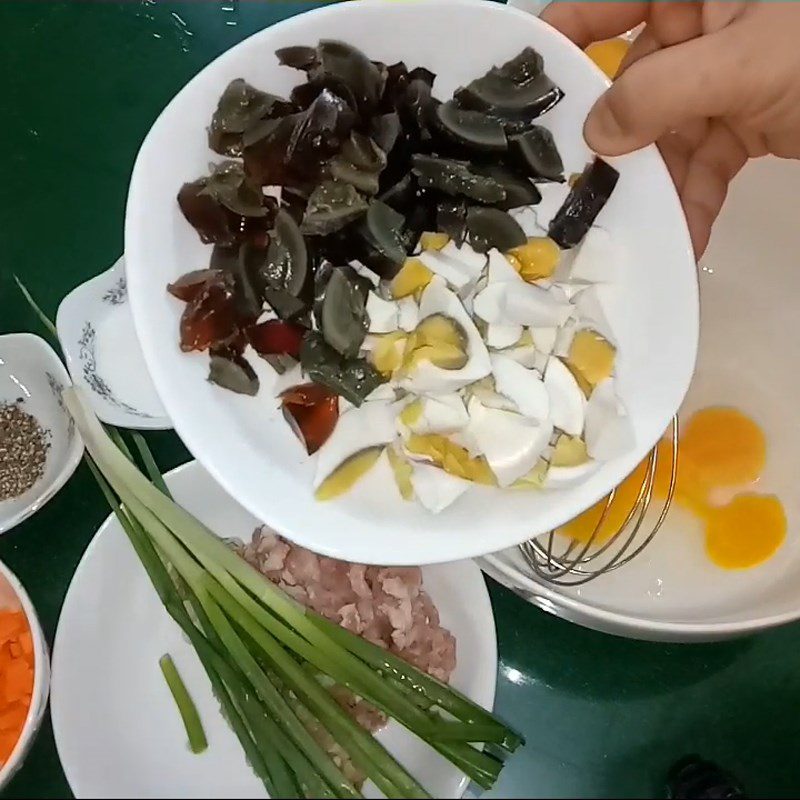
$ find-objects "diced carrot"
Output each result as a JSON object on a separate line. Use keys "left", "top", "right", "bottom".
{"left": 0, "top": 612, "right": 24, "bottom": 646}
{"left": 3, "top": 660, "right": 33, "bottom": 703}
{"left": 18, "top": 632, "right": 32, "bottom": 657}
{"left": 0, "top": 609, "right": 35, "bottom": 762}
{"left": 0, "top": 705, "right": 26, "bottom": 732}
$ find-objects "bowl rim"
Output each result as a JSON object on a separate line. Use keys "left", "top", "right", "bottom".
{"left": 480, "top": 551, "right": 800, "bottom": 641}
{"left": 0, "top": 332, "right": 84, "bottom": 534}
{"left": 0, "top": 558, "right": 50, "bottom": 786}
{"left": 124, "top": 0, "right": 698, "bottom": 565}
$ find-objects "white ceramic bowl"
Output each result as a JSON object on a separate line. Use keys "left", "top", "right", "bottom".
{"left": 0, "top": 559, "right": 50, "bottom": 789}
{"left": 0, "top": 334, "right": 84, "bottom": 534}
{"left": 481, "top": 157, "right": 800, "bottom": 642}
{"left": 124, "top": 0, "right": 697, "bottom": 565}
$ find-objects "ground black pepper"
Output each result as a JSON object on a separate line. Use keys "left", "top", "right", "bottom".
{"left": 0, "top": 402, "right": 50, "bottom": 501}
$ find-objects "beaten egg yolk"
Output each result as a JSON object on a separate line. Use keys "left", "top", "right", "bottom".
{"left": 558, "top": 406, "right": 786, "bottom": 569}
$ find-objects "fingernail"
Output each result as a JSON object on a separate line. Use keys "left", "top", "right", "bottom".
{"left": 583, "top": 99, "right": 625, "bottom": 155}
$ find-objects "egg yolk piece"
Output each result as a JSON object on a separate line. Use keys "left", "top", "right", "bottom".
{"left": 560, "top": 447, "right": 674, "bottom": 545}
{"left": 679, "top": 406, "right": 766, "bottom": 496}
{"left": 585, "top": 38, "right": 630, "bottom": 79}
{"left": 704, "top": 494, "right": 786, "bottom": 569}
{"left": 406, "top": 434, "right": 496, "bottom": 485}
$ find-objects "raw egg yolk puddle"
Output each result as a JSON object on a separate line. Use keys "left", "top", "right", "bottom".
{"left": 585, "top": 38, "right": 631, "bottom": 80}
{"left": 678, "top": 407, "right": 766, "bottom": 497}
{"left": 704, "top": 494, "right": 786, "bottom": 570}
{"left": 558, "top": 406, "right": 786, "bottom": 569}
{"left": 559, "top": 454, "right": 672, "bottom": 546}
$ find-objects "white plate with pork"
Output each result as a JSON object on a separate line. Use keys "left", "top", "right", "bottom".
{"left": 50, "top": 459, "right": 497, "bottom": 799}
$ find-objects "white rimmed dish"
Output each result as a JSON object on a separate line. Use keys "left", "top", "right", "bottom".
{"left": 50, "top": 459, "right": 497, "bottom": 799}
{"left": 56, "top": 256, "right": 170, "bottom": 430}
{"left": 0, "top": 333, "right": 83, "bottom": 534}
{"left": 124, "top": 0, "right": 697, "bottom": 565}
{"left": 481, "top": 156, "right": 800, "bottom": 643}
{"left": 0, "top": 559, "right": 50, "bottom": 789}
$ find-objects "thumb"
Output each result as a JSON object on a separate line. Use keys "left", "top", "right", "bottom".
{"left": 584, "top": 28, "right": 745, "bottom": 155}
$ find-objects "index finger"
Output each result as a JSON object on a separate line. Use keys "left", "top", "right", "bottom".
{"left": 541, "top": 1, "right": 648, "bottom": 48}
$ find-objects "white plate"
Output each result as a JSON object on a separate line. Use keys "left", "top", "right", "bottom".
{"left": 124, "top": 0, "right": 697, "bottom": 565}
{"left": 0, "top": 334, "right": 84, "bottom": 533}
{"left": 50, "top": 460, "right": 497, "bottom": 799}
{"left": 480, "top": 156, "right": 800, "bottom": 642}
{"left": 56, "top": 257, "right": 170, "bottom": 430}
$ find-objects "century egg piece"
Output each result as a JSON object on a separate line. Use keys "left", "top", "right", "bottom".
{"left": 179, "top": 273, "right": 239, "bottom": 352}
{"left": 454, "top": 47, "right": 564, "bottom": 130}
{"left": 280, "top": 383, "right": 340, "bottom": 455}
{"left": 548, "top": 157, "right": 619, "bottom": 248}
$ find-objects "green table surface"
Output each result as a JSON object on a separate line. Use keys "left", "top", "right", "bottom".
{"left": 1, "top": 2, "right": 798, "bottom": 798}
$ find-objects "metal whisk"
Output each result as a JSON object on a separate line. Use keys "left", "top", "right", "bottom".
{"left": 519, "top": 417, "right": 679, "bottom": 586}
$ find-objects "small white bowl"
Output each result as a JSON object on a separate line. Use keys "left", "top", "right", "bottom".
{"left": 0, "top": 334, "right": 84, "bottom": 534}
{"left": 0, "top": 559, "right": 50, "bottom": 789}
{"left": 56, "top": 257, "right": 171, "bottom": 430}
{"left": 124, "top": 0, "right": 697, "bottom": 565}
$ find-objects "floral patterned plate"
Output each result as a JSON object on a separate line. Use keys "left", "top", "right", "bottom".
{"left": 56, "top": 257, "right": 170, "bottom": 430}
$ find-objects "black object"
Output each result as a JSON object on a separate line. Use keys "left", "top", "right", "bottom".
{"left": 548, "top": 157, "right": 619, "bottom": 249}
{"left": 666, "top": 756, "right": 746, "bottom": 799}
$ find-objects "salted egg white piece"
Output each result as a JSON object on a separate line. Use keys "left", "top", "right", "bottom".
{"left": 533, "top": 182, "right": 571, "bottom": 229}
{"left": 440, "top": 240, "right": 487, "bottom": 277}
{"left": 366, "top": 292, "right": 399, "bottom": 333}
{"left": 503, "top": 339, "right": 539, "bottom": 369}
{"left": 487, "top": 249, "right": 523, "bottom": 284}
{"left": 509, "top": 205, "right": 544, "bottom": 237}
{"left": 418, "top": 250, "right": 473, "bottom": 291}
{"left": 569, "top": 226, "right": 622, "bottom": 284}
{"left": 575, "top": 284, "right": 617, "bottom": 345}
{"left": 552, "top": 282, "right": 587, "bottom": 302}
{"left": 530, "top": 327, "right": 558, "bottom": 356}
{"left": 544, "top": 357, "right": 585, "bottom": 436}
{"left": 584, "top": 378, "right": 635, "bottom": 461}
{"left": 401, "top": 393, "right": 469, "bottom": 436}
{"left": 486, "top": 324, "right": 524, "bottom": 350}
{"left": 490, "top": 354, "right": 550, "bottom": 421}
{"left": 474, "top": 281, "right": 573, "bottom": 327}
{"left": 314, "top": 400, "right": 400, "bottom": 489}
{"left": 401, "top": 277, "right": 491, "bottom": 395}
{"left": 397, "top": 297, "right": 420, "bottom": 332}
{"left": 508, "top": 206, "right": 547, "bottom": 236}
{"left": 410, "top": 463, "right": 471, "bottom": 513}
{"left": 467, "top": 381, "right": 519, "bottom": 413}
{"left": 366, "top": 384, "right": 398, "bottom": 402}
{"left": 419, "top": 242, "right": 486, "bottom": 293}
{"left": 466, "top": 397, "right": 553, "bottom": 487}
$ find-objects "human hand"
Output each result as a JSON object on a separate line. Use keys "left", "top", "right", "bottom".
{"left": 541, "top": 1, "right": 800, "bottom": 256}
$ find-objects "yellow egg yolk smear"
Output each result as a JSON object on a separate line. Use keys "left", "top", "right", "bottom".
{"left": 585, "top": 38, "right": 630, "bottom": 80}
{"left": 704, "top": 494, "right": 786, "bottom": 570}
{"left": 558, "top": 453, "right": 672, "bottom": 546}
{"left": 559, "top": 406, "right": 786, "bottom": 569}
{"left": 678, "top": 407, "right": 766, "bottom": 498}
